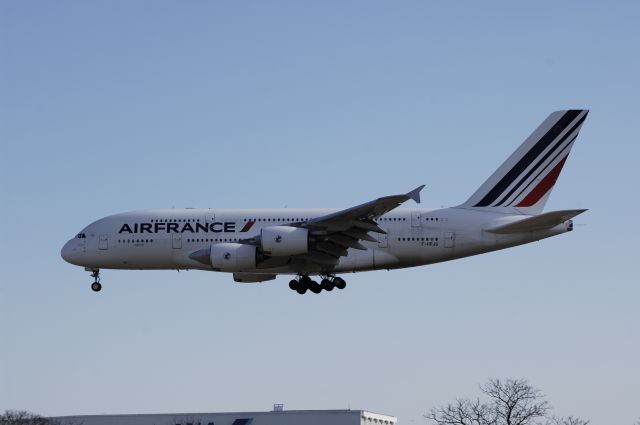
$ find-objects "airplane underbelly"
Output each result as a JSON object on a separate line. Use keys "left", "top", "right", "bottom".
{"left": 334, "top": 249, "right": 374, "bottom": 272}
{"left": 94, "top": 241, "right": 177, "bottom": 269}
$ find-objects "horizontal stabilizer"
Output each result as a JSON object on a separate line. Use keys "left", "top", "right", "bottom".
{"left": 485, "top": 209, "right": 587, "bottom": 234}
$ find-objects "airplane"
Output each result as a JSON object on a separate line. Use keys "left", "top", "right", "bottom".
{"left": 61, "top": 109, "right": 589, "bottom": 294}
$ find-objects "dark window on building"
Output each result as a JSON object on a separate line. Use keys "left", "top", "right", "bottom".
{"left": 232, "top": 419, "right": 253, "bottom": 425}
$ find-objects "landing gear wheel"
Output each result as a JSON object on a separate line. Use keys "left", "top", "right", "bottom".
{"left": 89, "top": 269, "right": 102, "bottom": 292}
{"left": 321, "top": 278, "right": 334, "bottom": 291}
{"left": 295, "top": 276, "right": 310, "bottom": 294}
{"left": 334, "top": 276, "right": 346, "bottom": 289}
{"left": 308, "top": 280, "right": 322, "bottom": 294}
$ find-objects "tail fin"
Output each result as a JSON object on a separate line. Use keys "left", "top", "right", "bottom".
{"left": 459, "top": 109, "right": 588, "bottom": 215}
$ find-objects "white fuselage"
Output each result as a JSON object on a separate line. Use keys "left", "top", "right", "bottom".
{"left": 61, "top": 206, "right": 571, "bottom": 276}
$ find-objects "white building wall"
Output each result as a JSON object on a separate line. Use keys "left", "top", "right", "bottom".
{"left": 52, "top": 409, "right": 397, "bottom": 425}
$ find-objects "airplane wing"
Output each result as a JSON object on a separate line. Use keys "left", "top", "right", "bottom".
{"left": 290, "top": 185, "right": 425, "bottom": 268}
{"left": 306, "top": 185, "right": 425, "bottom": 230}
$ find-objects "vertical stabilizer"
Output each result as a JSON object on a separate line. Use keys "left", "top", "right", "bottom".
{"left": 459, "top": 110, "right": 588, "bottom": 215}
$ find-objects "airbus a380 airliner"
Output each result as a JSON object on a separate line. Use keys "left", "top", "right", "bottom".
{"left": 62, "top": 110, "right": 588, "bottom": 294}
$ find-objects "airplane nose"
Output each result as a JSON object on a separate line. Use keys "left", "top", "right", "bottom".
{"left": 61, "top": 240, "right": 82, "bottom": 265}
{"left": 61, "top": 240, "right": 73, "bottom": 263}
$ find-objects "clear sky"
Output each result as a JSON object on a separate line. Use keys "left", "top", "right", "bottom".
{"left": 1, "top": 1, "right": 639, "bottom": 424}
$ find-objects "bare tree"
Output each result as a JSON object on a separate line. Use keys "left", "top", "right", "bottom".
{"left": 548, "top": 416, "right": 589, "bottom": 425}
{"left": 0, "top": 410, "right": 50, "bottom": 425}
{"left": 0, "top": 411, "right": 81, "bottom": 425}
{"left": 424, "top": 397, "right": 496, "bottom": 425}
{"left": 482, "top": 379, "right": 549, "bottom": 425}
{"left": 425, "top": 379, "right": 588, "bottom": 425}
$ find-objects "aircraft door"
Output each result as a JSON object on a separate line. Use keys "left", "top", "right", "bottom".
{"left": 172, "top": 234, "right": 182, "bottom": 249}
{"left": 98, "top": 234, "right": 109, "bottom": 250}
{"left": 411, "top": 211, "right": 421, "bottom": 227}
{"left": 378, "top": 233, "right": 388, "bottom": 248}
{"left": 443, "top": 232, "right": 455, "bottom": 248}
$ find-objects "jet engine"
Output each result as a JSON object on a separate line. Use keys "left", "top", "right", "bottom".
{"left": 210, "top": 243, "right": 257, "bottom": 272}
{"left": 261, "top": 226, "right": 309, "bottom": 256}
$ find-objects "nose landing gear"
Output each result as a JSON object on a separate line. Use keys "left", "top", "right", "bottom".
{"left": 90, "top": 269, "right": 102, "bottom": 292}
{"left": 288, "top": 274, "right": 346, "bottom": 295}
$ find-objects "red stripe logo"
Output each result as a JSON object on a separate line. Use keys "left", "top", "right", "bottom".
{"left": 240, "top": 220, "right": 256, "bottom": 232}
{"left": 516, "top": 155, "right": 568, "bottom": 207}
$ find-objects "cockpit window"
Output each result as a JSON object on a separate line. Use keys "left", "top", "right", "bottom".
{"left": 77, "top": 233, "right": 86, "bottom": 239}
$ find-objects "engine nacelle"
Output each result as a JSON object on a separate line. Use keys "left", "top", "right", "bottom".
{"left": 261, "top": 226, "right": 309, "bottom": 256}
{"left": 210, "top": 243, "right": 257, "bottom": 272}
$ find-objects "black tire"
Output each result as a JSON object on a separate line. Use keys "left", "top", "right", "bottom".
{"left": 321, "top": 278, "right": 334, "bottom": 291}
{"left": 296, "top": 286, "right": 307, "bottom": 295}
{"left": 289, "top": 280, "right": 298, "bottom": 290}
{"left": 91, "top": 282, "right": 102, "bottom": 292}
{"left": 309, "top": 281, "right": 322, "bottom": 294}
{"left": 334, "top": 277, "right": 346, "bottom": 289}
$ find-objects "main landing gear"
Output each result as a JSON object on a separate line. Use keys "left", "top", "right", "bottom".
{"left": 90, "top": 269, "right": 102, "bottom": 292}
{"left": 288, "top": 275, "right": 347, "bottom": 295}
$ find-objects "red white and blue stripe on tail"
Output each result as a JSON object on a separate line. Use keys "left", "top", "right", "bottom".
{"left": 461, "top": 110, "right": 588, "bottom": 215}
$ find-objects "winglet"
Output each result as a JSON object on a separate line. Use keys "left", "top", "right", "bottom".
{"left": 406, "top": 185, "right": 425, "bottom": 204}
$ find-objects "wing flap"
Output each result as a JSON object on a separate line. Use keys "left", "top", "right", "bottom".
{"left": 351, "top": 220, "right": 386, "bottom": 234}
{"left": 326, "top": 234, "right": 368, "bottom": 250}
{"left": 342, "top": 228, "right": 378, "bottom": 242}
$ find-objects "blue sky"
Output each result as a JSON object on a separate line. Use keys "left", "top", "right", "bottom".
{"left": 1, "top": 1, "right": 639, "bottom": 423}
